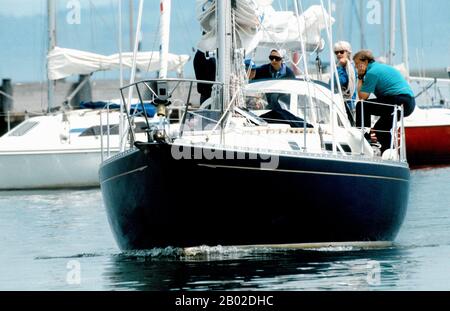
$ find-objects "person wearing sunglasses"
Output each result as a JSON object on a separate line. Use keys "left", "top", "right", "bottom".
{"left": 353, "top": 49, "right": 415, "bottom": 153}
{"left": 333, "top": 41, "right": 357, "bottom": 104}
{"left": 332, "top": 41, "right": 358, "bottom": 125}
{"left": 254, "top": 49, "right": 295, "bottom": 80}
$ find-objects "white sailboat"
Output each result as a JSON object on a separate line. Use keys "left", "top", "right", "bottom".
{"left": 0, "top": 0, "right": 189, "bottom": 190}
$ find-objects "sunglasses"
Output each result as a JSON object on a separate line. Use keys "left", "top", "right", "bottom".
{"left": 269, "top": 55, "right": 282, "bottom": 61}
{"left": 334, "top": 50, "right": 346, "bottom": 55}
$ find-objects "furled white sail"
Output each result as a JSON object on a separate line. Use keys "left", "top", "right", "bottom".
{"left": 196, "top": 0, "right": 333, "bottom": 53}
{"left": 47, "top": 46, "right": 190, "bottom": 80}
{"left": 258, "top": 5, "right": 334, "bottom": 51}
{"left": 196, "top": 0, "right": 261, "bottom": 53}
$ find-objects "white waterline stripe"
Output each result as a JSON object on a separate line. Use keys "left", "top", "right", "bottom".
{"left": 197, "top": 164, "right": 409, "bottom": 182}
{"left": 101, "top": 165, "right": 148, "bottom": 184}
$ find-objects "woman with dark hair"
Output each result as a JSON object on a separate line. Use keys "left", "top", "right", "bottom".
{"left": 353, "top": 49, "right": 415, "bottom": 152}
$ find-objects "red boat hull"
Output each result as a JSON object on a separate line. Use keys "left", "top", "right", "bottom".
{"left": 405, "top": 125, "right": 450, "bottom": 166}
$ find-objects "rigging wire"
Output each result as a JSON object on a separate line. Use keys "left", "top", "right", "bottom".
{"left": 40, "top": 0, "right": 47, "bottom": 111}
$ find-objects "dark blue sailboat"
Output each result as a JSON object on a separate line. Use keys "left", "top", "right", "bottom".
{"left": 99, "top": 0, "right": 410, "bottom": 250}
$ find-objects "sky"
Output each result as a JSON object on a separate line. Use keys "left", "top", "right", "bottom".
{"left": 0, "top": 0, "right": 449, "bottom": 82}
{"left": 0, "top": 0, "right": 112, "bottom": 17}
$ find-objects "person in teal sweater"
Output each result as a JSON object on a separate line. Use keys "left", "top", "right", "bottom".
{"left": 353, "top": 50, "right": 415, "bottom": 152}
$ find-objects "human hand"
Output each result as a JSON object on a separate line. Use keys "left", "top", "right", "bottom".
{"left": 338, "top": 57, "right": 348, "bottom": 66}
{"left": 356, "top": 62, "right": 367, "bottom": 77}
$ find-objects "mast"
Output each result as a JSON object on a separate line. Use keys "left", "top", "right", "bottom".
{"left": 380, "top": 0, "right": 386, "bottom": 59}
{"left": 328, "top": 0, "right": 336, "bottom": 154}
{"left": 128, "top": 0, "right": 144, "bottom": 110}
{"left": 399, "top": 0, "right": 409, "bottom": 77}
{"left": 118, "top": 0, "right": 124, "bottom": 151}
{"left": 388, "top": 0, "right": 396, "bottom": 65}
{"left": 118, "top": 0, "right": 124, "bottom": 88}
{"left": 121, "top": 0, "right": 145, "bottom": 151}
{"left": 47, "top": 0, "right": 56, "bottom": 112}
{"left": 159, "top": 0, "right": 171, "bottom": 78}
{"left": 129, "top": 0, "right": 134, "bottom": 51}
{"left": 217, "top": 0, "right": 232, "bottom": 108}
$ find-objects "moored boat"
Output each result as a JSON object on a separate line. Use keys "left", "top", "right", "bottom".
{"left": 0, "top": 106, "right": 150, "bottom": 189}
{"left": 405, "top": 107, "right": 450, "bottom": 166}
{"left": 405, "top": 77, "right": 450, "bottom": 166}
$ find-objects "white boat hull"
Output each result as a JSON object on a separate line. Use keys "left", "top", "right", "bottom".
{"left": 0, "top": 148, "right": 118, "bottom": 189}
{"left": 0, "top": 108, "right": 149, "bottom": 189}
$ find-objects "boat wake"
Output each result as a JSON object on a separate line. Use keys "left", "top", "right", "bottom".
{"left": 33, "top": 242, "right": 442, "bottom": 263}
{"left": 114, "top": 242, "right": 398, "bottom": 261}
{"left": 119, "top": 247, "right": 185, "bottom": 259}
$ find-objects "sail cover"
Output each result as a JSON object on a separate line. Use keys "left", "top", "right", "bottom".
{"left": 196, "top": 0, "right": 334, "bottom": 53}
{"left": 48, "top": 47, "right": 190, "bottom": 80}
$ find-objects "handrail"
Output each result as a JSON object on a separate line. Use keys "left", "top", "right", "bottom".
{"left": 119, "top": 78, "right": 223, "bottom": 93}
{"left": 411, "top": 76, "right": 450, "bottom": 108}
{"left": 117, "top": 79, "right": 406, "bottom": 163}
{"left": 119, "top": 79, "right": 224, "bottom": 143}
{"left": 356, "top": 100, "right": 406, "bottom": 162}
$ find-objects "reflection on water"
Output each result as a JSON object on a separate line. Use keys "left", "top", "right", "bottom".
{"left": 103, "top": 246, "right": 416, "bottom": 291}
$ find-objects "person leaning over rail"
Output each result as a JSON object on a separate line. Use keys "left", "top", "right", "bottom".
{"left": 353, "top": 49, "right": 415, "bottom": 153}
{"left": 254, "top": 49, "right": 296, "bottom": 80}
{"left": 332, "top": 40, "right": 358, "bottom": 125}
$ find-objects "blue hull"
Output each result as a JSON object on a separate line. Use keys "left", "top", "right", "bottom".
{"left": 99, "top": 143, "right": 410, "bottom": 250}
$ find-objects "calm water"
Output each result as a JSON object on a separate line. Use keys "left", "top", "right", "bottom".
{"left": 0, "top": 166, "right": 449, "bottom": 291}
